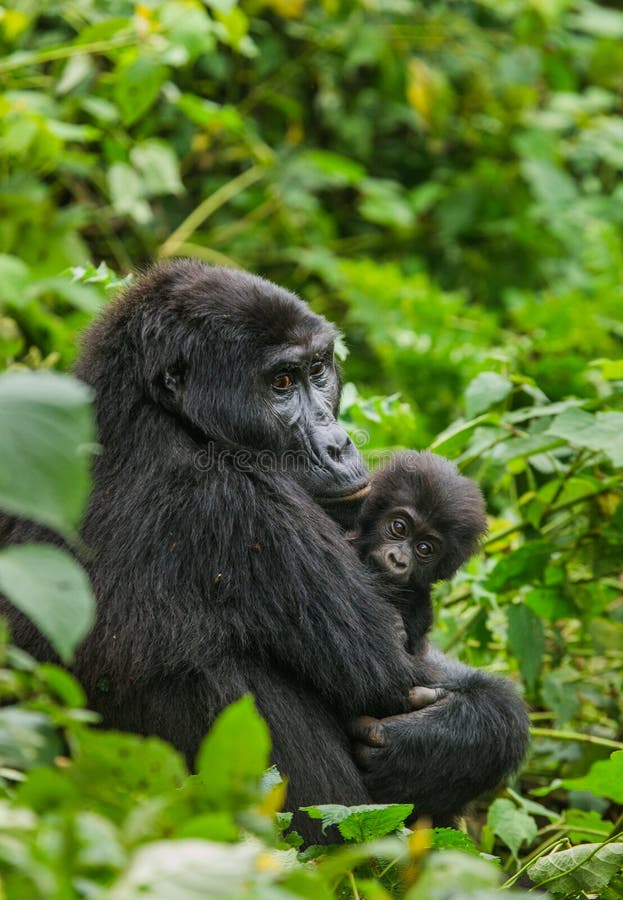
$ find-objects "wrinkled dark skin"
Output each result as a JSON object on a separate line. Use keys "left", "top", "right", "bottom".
{"left": 0, "top": 261, "right": 529, "bottom": 840}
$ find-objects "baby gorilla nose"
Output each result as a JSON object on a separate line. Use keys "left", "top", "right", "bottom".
{"left": 388, "top": 550, "right": 408, "bottom": 571}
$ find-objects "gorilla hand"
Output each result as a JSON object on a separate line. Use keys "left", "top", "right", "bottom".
{"left": 348, "top": 670, "right": 529, "bottom": 823}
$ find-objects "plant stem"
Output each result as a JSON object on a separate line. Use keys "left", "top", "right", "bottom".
{"left": 0, "top": 33, "right": 135, "bottom": 75}
{"left": 531, "top": 727, "right": 623, "bottom": 751}
{"left": 159, "top": 165, "right": 266, "bottom": 258}
{"left": 347, "top": 871, "right": 360, "bottom": 900}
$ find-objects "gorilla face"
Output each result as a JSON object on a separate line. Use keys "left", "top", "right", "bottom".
{"left": 87, "top": 261, "right": 370, "bottom": 504}
{"left": 261, "top": 336, "right": 370, "bottom": 501}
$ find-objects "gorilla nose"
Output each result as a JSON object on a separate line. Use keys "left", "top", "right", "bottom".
{"left": 388, "top": 551, "right": 408, "bottom": 571}
{"left": 324, "top": 425, "right": 352, "bottom": 462}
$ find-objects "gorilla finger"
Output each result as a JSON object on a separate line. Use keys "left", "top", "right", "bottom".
{"left": 353, "top": 743, "right": 381, "bottom": 771}
{"left": 347, "top": 715, "right": 386, "bottom": 747}
{"left": 409, "top": 686, "right": 447, "bottom": 709}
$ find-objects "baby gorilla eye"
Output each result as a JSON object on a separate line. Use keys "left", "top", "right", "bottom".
{"left": 416, "top": 540, "right": 434, "bottom": 557}
{"left": 309, "top": 359, "right": 326, "bottom": 378}
{"left": 272, "top": 372, "right": 295, "bottom": 390}
{"left": 390, "top": 518, "right": 408, "bottom": 538}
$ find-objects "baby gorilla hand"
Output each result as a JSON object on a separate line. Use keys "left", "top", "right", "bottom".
{"left": 348, "top": 685, "right": 448, "bottom": 760}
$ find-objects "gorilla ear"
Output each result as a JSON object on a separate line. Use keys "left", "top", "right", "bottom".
{"left": 164, "top": 370, "right": 179, "bottom": 393}
{"left": 161, "top": 362, "right": 187, "bottom": 399}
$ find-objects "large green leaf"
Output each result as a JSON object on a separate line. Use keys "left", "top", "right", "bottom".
{"left": 0, "top": 370, "right": 94, "bottom": 537}
{"left": 0, "top": 544, "right": 94, "bottom": 663}
{"left": 547, "top": 407, "right": 623, "bottom": 467}
{"left": 507, "top": 602, "right": 545, "bottom": 692}
{"left": 528, "top": 842, "right": 623, "bottom": 894}
{"left": 301, "top": 803, "right": 413, "bottom": 841}
{"left": 195, "top": 695, "right": 271, "bottom": 811}
{"left": 464, "top": 371, "right": 513, "bottom": 418}
{"left": 564, "top": 750, "right": 623, "bottom": 803}
{"left": 487, "top": 798, "right": 537, "bottom": 860}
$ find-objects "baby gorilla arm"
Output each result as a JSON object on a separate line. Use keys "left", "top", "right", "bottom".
{"left": 349, "top": 642, "right": 530, "bottom": 822}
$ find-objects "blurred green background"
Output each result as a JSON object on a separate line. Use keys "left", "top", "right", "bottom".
{"left": 1, "top": 0, "right": 623, "bottom": 892}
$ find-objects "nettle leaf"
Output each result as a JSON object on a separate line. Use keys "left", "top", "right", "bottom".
{"left": 432, "top": 828, "right": 480, "bottom": 855}
{"left": 506, "top": 602, "right": 545, "bottom": 692}
{"left": 0, "top": 544, "right": 94, "bottom": 664}
{"left": 528, "top": 842, "right": 623, "bottom": 894}
{"left": 196, "top": 695, "right": 271, "bottom": 810}
{"left": 301, "top": 803, "right": 413, "bottom": 841}
{"left": 464, "top": 371, "right": 513, "bottom": 418}
{"left": 0, "top": 370, "right": 94, "bottom": 537}
{"left": 547, "top": 407, "right": 623, "bottom": 467}
{"left": 487, "top": 798, "right": 537, "bottom": 859}
{"left": 564, "top": 750, "right": 623, "bottom": 803}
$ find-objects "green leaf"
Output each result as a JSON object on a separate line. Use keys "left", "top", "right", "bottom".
{"left": 130, "top": 140, "right": 184, "bottom": 197}
{"left": 564, "top": 750, "right": 623, "bottom": 803}
{"left": 70, "top": 729, "right": 187, "bottom": 824}
{"left": 175, "top": 812, "right": 239, "bottom": 842}
{"left": 547, "top": 407, "right": 623, "bottom": 467}
{"left": 464, "top": 371, "right": 513, "bottom": 418}
{"left": 564, "top": 809, "right": 610, "bottom": 844}
{"left": 114, "top": 57, "right": 167, "bottom": 126}
{"left": 359, "top": 179, "right": 415, "bottom": 229}
{"left": 408, "top": 851, "right": 527, "bottom": 900}
{"left": 432, "top": 827, "right": 480, "bottom": 855}
{"left": 0, "top": 370, "right": 94, "bottom": 536}
{"left": 0, "top": 707, "right": 62, "bottom": 769}
{"left": 486, "top": 541, "right": 552, "bottom": 593}
{"left": 0, "top": 254, "right": 31, "bottom": 306}
{"left": 107, "top": 163, "right": 151, "bottom": 225}
{"left": 299, "top": 150, "right": 365, "bottom": 187}
{"left": 301, "top": 803, "right": 413, "bottom": 841}
{"left": 429, "top": 414, "right": 496, "bottom": 457}
{"left": 195, "top": 695, "right": 271, "bottom": 810}
{"left": 507, "top": 603, "right": 545, "bottom": 692}
{"left": 109, "top": 838, "right": 264, "bottom": 899}
{"left": 528, "top": 842, "right": 623, "bottom": 894}
{"left": 487, "top": 798, "right": 537, "bottom": 859}
{"left": 0, "top": 544, "right": 94, "bottom": 664}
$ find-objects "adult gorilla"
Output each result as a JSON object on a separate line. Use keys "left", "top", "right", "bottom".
{"left": 1, "top": 262, "right": 528, "bottom": 835}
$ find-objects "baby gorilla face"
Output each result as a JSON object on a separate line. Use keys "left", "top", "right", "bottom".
{"left": 368, "top": 505, "right": 444, "bottom": 586}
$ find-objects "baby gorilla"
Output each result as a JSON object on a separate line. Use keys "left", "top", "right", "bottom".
{"left": 349, "top": 451, "right": 487, "bottom": 652}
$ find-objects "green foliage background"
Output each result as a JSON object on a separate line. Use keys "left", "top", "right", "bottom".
{"left": 0, "top": 0, "right": 623, "bottom": 896}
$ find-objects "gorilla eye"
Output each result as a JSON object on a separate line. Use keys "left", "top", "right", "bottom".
{"left": 390, "top": 518, "right": 408, "bottom": 538}
{"left": 416, "top": 541, "right": 434, "bottom": 557}
{"left": 310, "top": 359, "right": 326, "bottom": 378}
{"left": 272, "top": 372, "right": 295, "bottom": 391}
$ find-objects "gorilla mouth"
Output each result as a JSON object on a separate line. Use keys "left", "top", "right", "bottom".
{"left": 318, "top": 482, "right": 372, "bottom": 504}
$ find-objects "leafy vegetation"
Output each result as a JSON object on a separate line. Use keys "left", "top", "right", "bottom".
{"left": 1, "top": 0, "right": 623, "bottom": 896}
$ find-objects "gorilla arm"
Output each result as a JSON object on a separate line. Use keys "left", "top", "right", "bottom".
{"left": 349, "top": 641, "right": 530, "bottom": 821}
{"left": 202, "top": 469, "right": 415, "bottom": 719}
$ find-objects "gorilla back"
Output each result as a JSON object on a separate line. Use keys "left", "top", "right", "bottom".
{"left": 0, "top": 261, "right": 416, "bottom": 817}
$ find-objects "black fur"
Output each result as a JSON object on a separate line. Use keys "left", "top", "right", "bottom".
{"left": 0, "top": 261, "right": 529, "bottom": 838}
{"left": 351, "top": 451, "right": 487, "bottom": 650}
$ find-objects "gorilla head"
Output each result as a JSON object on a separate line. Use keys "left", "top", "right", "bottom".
{"left": 76, "top": 260, "right": 369, "bottom": 506}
